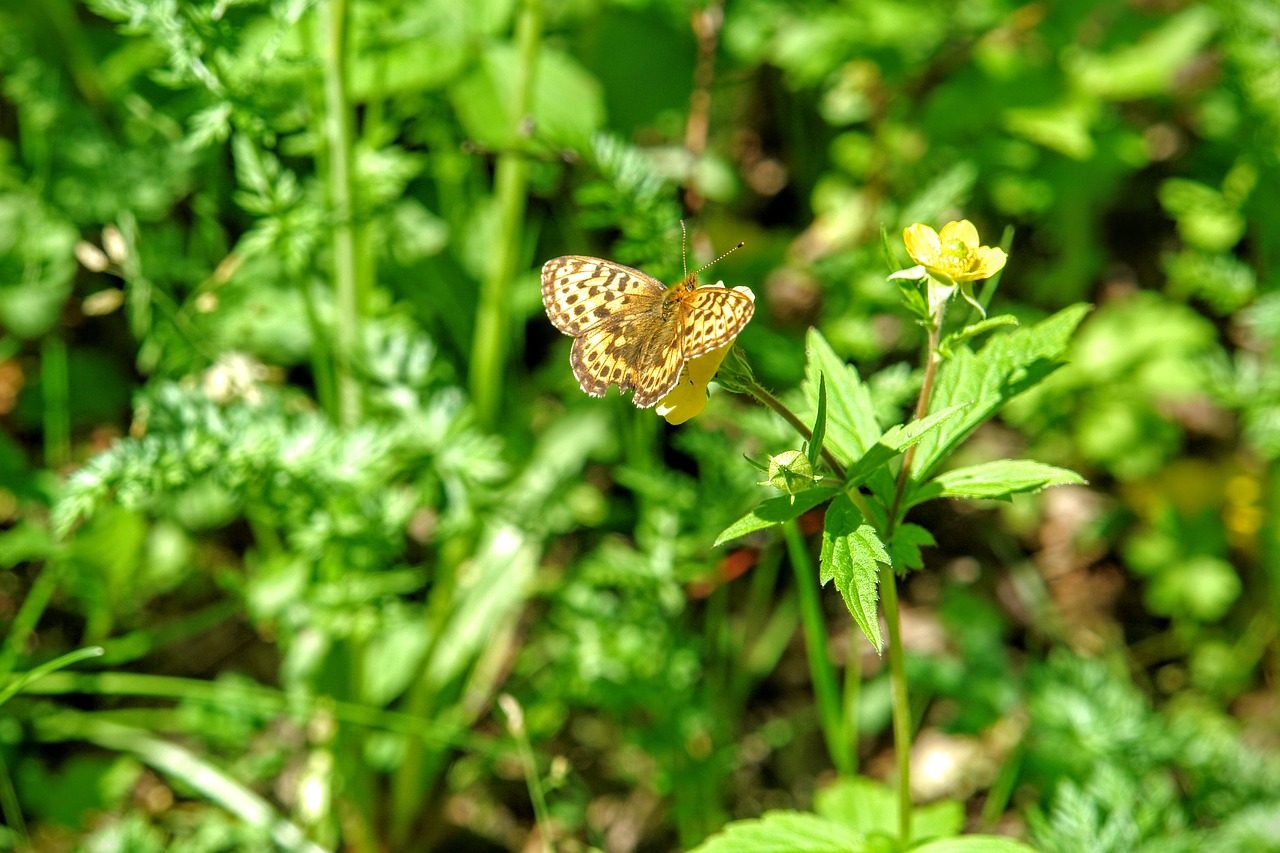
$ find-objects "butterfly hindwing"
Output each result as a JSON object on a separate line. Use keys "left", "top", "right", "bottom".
{"left": 629, "top": 313, "right": 685, "bottom": 407}
{"left": 569, "top": 309, "right": 684, "bottom": 408}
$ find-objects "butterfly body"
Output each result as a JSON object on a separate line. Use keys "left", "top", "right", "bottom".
{"left": 541, "top": 255, "right": 754, "bottom": 408}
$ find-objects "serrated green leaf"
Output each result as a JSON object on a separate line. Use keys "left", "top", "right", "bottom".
{"left": 800, "top": 329, "right": 882, "bottom": 465}
{"left": 886, "top": 524, "right": 935, "bottom": 571}
{"left": 912, "top": 304, "right": 1090, "bottom": 480}
{"left": 909, "top": 460, "right": 1086, "bottom": 507}
{"left": 842, "top": 404, "right": 968, "bottom": 488}
{"left": 940, "top": 315, "right": 1020, "bottom": 354}
{"left": 715, "top": 487, "right": 839, "bottom": 547}
{"left": 819, "top": 496, "right": 887, "bottom": 652}
{"left": 687, "top": 811, "right": 867, "bottom": 853}
{"left": 911, "top": 837, "right": 1039, "bottom": 853}
{"left": 815, "top": 776, "right": 963, "bottom": 843}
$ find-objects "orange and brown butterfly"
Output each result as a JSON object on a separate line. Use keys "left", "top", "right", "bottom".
{"left": 541, "top": 238, "right": 754, "bottom": 408}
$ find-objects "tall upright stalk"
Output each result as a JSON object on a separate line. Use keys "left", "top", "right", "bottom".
{"left": 881, "top": 300, "right": 946, "bottom": 845}
{"left": 323, "top": 0, "right": 362, "bottom": 428}
{"left": 470, "top": 0, "right": 543, "bottom": 428}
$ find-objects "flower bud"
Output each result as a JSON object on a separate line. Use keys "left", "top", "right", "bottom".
{"left": 761, "top": 450, "right": 816, "bottom": 496}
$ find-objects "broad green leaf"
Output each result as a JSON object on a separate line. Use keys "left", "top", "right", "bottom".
{"left": 842, "top": 404, "right": 968, "bottom": 488}
{"left": 912, "top": 304, "right": 1090, "bottom": 480}
{"left": 815, "top": 776, "right": 963, "bottom": 843}
{"left": 687, "top": 811, "right": 866, "bottom": 853}
{"left": 798, "top": 329, "right": 895, "bottom": 500}
{"left": 800, "top": 329, "right": 881, "bottom": 465}
{"left": 819, "top": 496, "right": 888, "bottom": 652}
{"left": 886, "top": 524, "right": 935, "bottom": 571}
{"left": 715, "top": 487, "right": 839, "bottom": 547}
{"left": 449, "top": 45, "right": 604, "bottom": 151}
{"left": 909, "top": 460, "right": 1086, "bottom": 507}
{"left": 912, "top": 837, "right": 1039, "bottom": 853}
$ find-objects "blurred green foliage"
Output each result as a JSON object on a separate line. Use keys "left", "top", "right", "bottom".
{"left": 1, "top": 0, "right": 1278, "bottom": 851}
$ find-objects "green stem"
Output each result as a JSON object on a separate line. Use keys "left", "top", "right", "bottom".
{"left": 784, "top": 520, "right": 853, "bottom": 774}
{"left": 880, "top": 563, "right": 913, "bottom": 844}
{"left": 40, "top": 0, "right": 107, "bottom": 111}
{"left": 0, "top": 647, "right": 104, "bottom": 709}
{"left": 470, "top": 0, "right": 543, "bottom": 428}
{"left": 19, "top": 671, "right": 482, "bottom": 751}
{"left": 296, "top": 277, "right": 337, "bottom": 418}
{"left": 888, "top": 306, "right": 945, "bottom": 525}
{"left": 501, "top": 696, "right": 552, "bottom": 852}
{"left": 0, "top": 751, "right": 27, "bottom": 851}
{"left": 323, "top": 0, "right": 362, "bottom": 427}
{"left": 841, "top": 627, "right": 862, "bottom": 774}
{"left": 0, "top": 552, "right": 61, "bottom": 684}
{"left": 746, "top": 380, "right": 846, "bottom": 479}
{"left": 41, "top": 334, "right": 70, "bottom": 469}
{"left": 880, "top": 299, "right": 946, "bottom": 846}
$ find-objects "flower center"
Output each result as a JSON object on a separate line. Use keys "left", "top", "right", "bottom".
{"left": 937, "top": 238, "right": 977, "bottom": 278}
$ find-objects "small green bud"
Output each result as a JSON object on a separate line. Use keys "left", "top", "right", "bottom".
{"left": 760, "top": 450, "right": 817, "bottom": 497}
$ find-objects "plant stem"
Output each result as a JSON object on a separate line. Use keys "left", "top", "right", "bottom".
{"left": 323, "top": 0, "right": 362, "bottom": 428}
{"left": 470, "top": 0, "right": 543, "bottom": 428}
{"left": 881, "top": 562, "right": 913, "bottom": 844}
{"left": 842, "top": 628, "right": 862, "bottom": 774}
{"left": 0, "top": 752, "right": 27, "bottom": 850}
{"left": 0, "top": 561, "right": 59, "bottom": 685}
{"left": 784, "top": 520, "right": 853, "bottom": 774}
{"left": 888, "top": 306, "right": 944, "bottom": 525}
{"left": 500, "top": 696, "right": 553, "bottom": 852}
{"left": 746, "top": 380, "right": 846, "bottom": 479}
{"left": 881, "top": 298, "right": 946, "bottom": 846}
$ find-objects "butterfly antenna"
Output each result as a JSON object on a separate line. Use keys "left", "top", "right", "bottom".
{"left": 680, "top": 219, "right": 689, "bottom": 280}
{"left": 693, "top": 240, "right": 746, "bottom": 278}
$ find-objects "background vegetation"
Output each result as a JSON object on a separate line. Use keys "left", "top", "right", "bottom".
{"left": 1, "top": 0, "right": 1277, "bottom": 850}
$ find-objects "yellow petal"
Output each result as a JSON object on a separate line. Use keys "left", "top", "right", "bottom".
{"left": 657, "top": 346, "right": 729, "bottom": 424}
{"left": 970, "top": 246, "right": 1007, "bottom": 279}
{"left": 939, "top": 219, "right": 979, "bottom": 247}
{"left": 903, "top": 224, "right": 941, "bottom": 267}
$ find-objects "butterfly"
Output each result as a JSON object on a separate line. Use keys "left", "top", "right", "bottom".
{"left": 541, "top": 246, "right": 754, "bottom": 408}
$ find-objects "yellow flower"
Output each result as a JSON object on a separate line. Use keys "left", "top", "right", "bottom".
{"left": 903, "top": 220, "right": 1006, "bottom": 283}
{"left": 656, "top": 286, "right": 755, "bottom": 424}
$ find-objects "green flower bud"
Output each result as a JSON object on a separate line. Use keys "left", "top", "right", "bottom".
{"left": 760, "top": 450, "right": 817, "bottom": 496}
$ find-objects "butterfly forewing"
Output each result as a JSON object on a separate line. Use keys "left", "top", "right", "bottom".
{"left": 679, "top": 286, "right": 756, "bottom": 359}
{"left": 542, "top": 256, "right": 665, "bottom": 336}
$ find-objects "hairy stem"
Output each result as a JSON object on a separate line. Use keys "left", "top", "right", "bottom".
{"left": 883, "top": 298, "right": 946, "bottom": 845}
